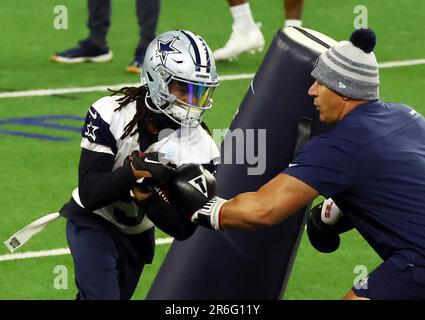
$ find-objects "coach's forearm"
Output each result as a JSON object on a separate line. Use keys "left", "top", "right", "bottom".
{"left": 193, "top": 174, "right": 317, "bottom": 231}
{"left": 220, "top": 192, "right": 278, "bottom": 230}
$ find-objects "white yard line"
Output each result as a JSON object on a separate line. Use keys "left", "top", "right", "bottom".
{"left": 0, "top": 84, "right": 138, "bottom": 99}
{"left": 0, "top": 74, "right": 255, "bottom": 99}
{"left": 379, "top": 59, "right": 425, "bottom": 68}
{"left": 0, "top": 58, "right": 424, "bottom": 99}
{"left": 0, "top": 237, "right": 173, "bottom": 262}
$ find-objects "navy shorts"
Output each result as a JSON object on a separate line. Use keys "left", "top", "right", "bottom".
{"left": 352, "top": 252, "right": 425, "bottom": 300}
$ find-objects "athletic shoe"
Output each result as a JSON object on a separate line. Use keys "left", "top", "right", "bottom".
{"left": 126, "top": 46, "right": 146, "bottom": 74}
{"left": 213, "top": 23, "right": 265, "bottom": 61}
{"left": 51, "top": 38, "right": 113, "bottom": 63}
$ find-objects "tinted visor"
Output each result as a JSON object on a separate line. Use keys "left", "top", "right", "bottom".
{"left": 168, "top": 79, "right": 215, "bottom": 108}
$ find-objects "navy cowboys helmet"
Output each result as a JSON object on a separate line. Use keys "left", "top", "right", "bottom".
{"left": 141, "top": 30, "right": 219, "bottom": 127}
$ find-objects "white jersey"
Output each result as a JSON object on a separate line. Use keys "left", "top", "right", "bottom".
{"left": 72, "top": 96, "right": 220, "bottom": 234}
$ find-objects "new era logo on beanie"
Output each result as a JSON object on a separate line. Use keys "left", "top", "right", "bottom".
{"left": 311, "top": 29, "right": 380, "bottom": 100}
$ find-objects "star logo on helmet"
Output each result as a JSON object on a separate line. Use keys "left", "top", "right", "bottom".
{"left": 156, "top": 38, "right": 181, "bottom": 65}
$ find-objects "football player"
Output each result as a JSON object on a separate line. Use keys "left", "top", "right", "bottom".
{"left": 59, "top": 30, "right": 220, "bottom": 300}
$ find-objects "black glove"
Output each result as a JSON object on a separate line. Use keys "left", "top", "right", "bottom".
{"left": 170, "top": 164, "right": 224, "bottom": 230}
{"left": 138, "top": 187, "right": 197, "bottom": 241}
{"left": 306, "top": 202, "right": 341, "bottom": 253}
{"left": 170, "top": 163, "right": 217, "bottom": 217}
{"left": 125, "top": 151, "right": 176, "bottom": 192}
{"left": 306, "top": 201, "right": 355, "bottom": 253}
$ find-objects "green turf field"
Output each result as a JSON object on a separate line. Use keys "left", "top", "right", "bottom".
{"left": 0, "top": 0, "right": 424, "bottom": 300}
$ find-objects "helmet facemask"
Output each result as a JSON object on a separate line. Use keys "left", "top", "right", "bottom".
{"left": 164, "top": 76, "right": 216, "bottom": 127}
{"left": 142, "top": 30, "right": 219, "bottom": 128}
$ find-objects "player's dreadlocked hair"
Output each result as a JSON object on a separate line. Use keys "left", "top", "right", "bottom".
{"left": 109, "top": 86, "right": 152, "bottom": 141}
{"left": 109, "top": 86, "right": 211, "bottom": 140}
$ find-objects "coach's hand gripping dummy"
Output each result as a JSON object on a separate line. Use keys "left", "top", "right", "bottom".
{"left": 306, "top": 198, "right": 354, "bottom": 253}
{"left": 57, "top": 30, "right": 220, "bottom": 300}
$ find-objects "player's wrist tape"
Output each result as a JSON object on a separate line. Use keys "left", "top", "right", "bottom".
{"left": 320, "top": 198, "right": 343, "bottom": 225}
{"left": 191, "top": 196, "right": 227, "bottom": 230}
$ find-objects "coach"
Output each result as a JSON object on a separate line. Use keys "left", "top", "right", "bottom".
{"left": 177, "top": 28, "right": 425, "bottom": 300}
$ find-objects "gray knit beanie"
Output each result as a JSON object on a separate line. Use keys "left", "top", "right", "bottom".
{"left": 311, "top": 29, "right": 379, "bottom": 100}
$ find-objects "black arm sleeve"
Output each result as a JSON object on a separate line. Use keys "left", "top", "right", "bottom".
{"left": 78, "top": 148, "right": 136, "bottom": 211}
{"left": 139, "top": 191, "right": 197, "bottom": 241}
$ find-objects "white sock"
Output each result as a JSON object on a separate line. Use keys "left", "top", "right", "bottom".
{"left": 230, "top": 3, "right": 258, "bottom": 31}
{"left": 285, "top": 19, "right": 302, "bottom": 27}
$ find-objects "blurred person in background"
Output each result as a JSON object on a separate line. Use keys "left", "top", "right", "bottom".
{"left": 214, "top": 0, "right": 304, "bottom": 61}
{"left": 52, "top": 0, "right": 160, "bottom": 74}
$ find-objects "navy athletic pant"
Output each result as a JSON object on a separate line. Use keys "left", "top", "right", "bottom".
{"left": 353, "top": 252, "right": 425, "bottom": 300}
{"left": 88, "top": 0, "right": 160, "bottom": 49}
{"left": 66, "top": 214, "right": 154, "bottom": 300}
